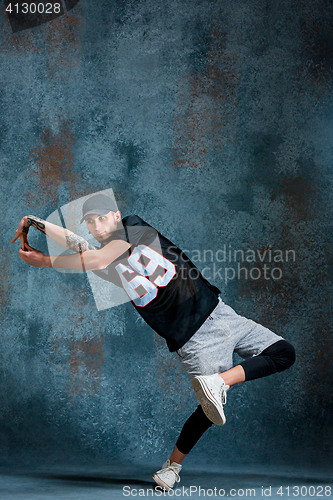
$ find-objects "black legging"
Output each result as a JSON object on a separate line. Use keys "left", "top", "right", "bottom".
{"left": 176, "top": 340, "right": 296, "bottom": 454}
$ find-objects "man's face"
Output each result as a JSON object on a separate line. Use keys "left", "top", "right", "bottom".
{"left": 84, "top": 211, "right": 121, "bottom": 242}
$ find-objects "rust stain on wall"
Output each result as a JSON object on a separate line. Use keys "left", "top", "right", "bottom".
{"left": 232, "top": 153, "right": 332, "bottom": 405}
{"left": 48, "top": 289, "right": 105, "bottom": 397}
{"left": 234, "top": 251, "right": 299, "bottom": 328}
{"left": 68, "top": 334, "right": 105, "bottom": 397}
{"left": 173, "top": 25, "right": 239, "bottom": 169}
{"left": 26, "top": 123, "right": 79, "bottom": 209}
{"left": 153, "top": 333, "right": 189, "bottom": 411}
{"left": 280, "top": 174, "right": 317, "bottom": 220}
{"left": 1, "top": 10, "right": 42, "bottom": 53}
{"left": 44, "top": 10, "right": 83, "bottom": 79}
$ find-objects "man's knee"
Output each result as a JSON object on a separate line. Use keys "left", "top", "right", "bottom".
{"left": 274, "top": 341, "right": 296, "bottom": 372}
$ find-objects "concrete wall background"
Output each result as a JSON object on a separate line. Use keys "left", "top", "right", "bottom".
{"left": 0, "top": 0, "right": 332, "bottom": 471}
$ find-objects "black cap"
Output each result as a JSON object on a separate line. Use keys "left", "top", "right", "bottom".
{"left": 80, "top": 194, "right": 118, "bottom": 224}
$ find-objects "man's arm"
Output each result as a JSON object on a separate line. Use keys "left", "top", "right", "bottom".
{"left": 12, "top": 215, "right": 95, "bottom": 252}
{"left": 19, "top": 239, "right": 131, "bottom": 271}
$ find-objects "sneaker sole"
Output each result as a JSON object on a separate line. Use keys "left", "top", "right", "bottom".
{"left": 152, "top": 473, "right": 172, "bottom": 491}
{"left": 191, "top": 376, "right": 226, "bottom": 426}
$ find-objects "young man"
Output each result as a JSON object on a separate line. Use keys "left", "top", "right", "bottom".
{"left": 12, "top": 193, "right": 296, "bottom": 491}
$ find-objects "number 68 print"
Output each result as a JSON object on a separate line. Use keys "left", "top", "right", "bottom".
{"left": 115, "top": 245, "right": 176, "bottom": 307}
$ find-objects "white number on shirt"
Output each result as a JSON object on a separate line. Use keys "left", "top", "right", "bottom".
{"left": 115, "top": 245, "right": 176, "bottom": 307}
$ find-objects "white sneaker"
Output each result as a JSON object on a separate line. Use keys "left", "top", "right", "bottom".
{"left": 191, "top": 374, "right": 229, "bottom": 426}
{"left": 152, "top": 459, "right": 182, "bottom": 491}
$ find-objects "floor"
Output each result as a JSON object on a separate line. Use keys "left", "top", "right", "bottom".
{"left": 0, "top": 465, "right": 332, "bottom": 500}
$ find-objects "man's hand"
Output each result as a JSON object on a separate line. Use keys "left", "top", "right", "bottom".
{"left": 11, "top": 216, "right": 30, "bottom": 250}
{"left": 18, "top": 244, "right": 51, "bottom": 268}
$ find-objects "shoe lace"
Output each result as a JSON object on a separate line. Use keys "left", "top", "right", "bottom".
{"left": 156, "top": 464, "right": 181, "bottom": 484}
{"left": 220, "top": 384, "right": 230, "bottom": 405}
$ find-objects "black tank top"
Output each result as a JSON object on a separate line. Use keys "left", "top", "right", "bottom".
{"left": 93, "top": 215, "right": 220, "bottom": 351}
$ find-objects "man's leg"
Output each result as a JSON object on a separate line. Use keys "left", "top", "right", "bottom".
{"left": 172, "top": 405, "right": 213, "bottom": 462}
{"left": 169, "top": 445, "right": 187, "bottom": 465}
{"left": 237, "top": 339, "right": 296, "bottom": 381}
{"left": 170, "top": 339, "right": 296, "bottom": 464}
{"left": 218, "top": 339, "right": 296, "bottom": 385}
{"left": 154, "top": 299, "right": 295, "bottom": 486}
{"left": 216, "top": 364, "right": 245, "bottom": 386}
{"left": 152, "top": 405, "right": 212, "bottom": 490}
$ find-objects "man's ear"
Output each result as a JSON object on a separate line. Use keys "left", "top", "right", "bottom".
{"left": 115, "top": 210, "right": 121, "bottom": 222}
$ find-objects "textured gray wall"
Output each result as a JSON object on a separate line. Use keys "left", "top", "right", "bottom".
{"left": 0, "top": 0, "right": 332, "bottom": 471}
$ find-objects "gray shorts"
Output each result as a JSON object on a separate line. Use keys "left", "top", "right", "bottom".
{"left": 176, "top": 298, "right": 284, "bottom": 379}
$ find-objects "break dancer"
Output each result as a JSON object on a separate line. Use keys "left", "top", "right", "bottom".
{"left": 12, "top": 193, "right": 296, "bottom": 491}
